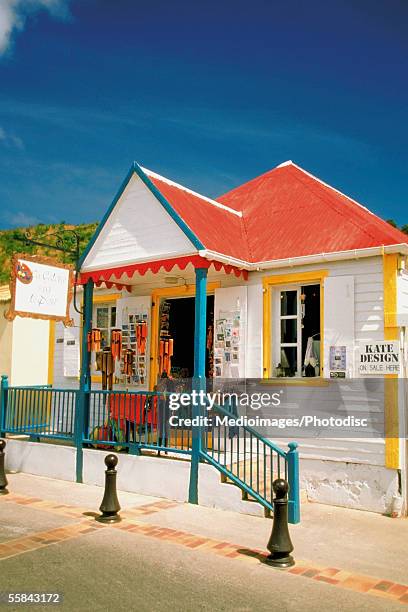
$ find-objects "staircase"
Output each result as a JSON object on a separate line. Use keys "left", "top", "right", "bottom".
{"left": 200, "top": 403, "right": 300, "bottom": 523}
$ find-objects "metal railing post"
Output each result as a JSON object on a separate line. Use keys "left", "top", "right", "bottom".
{"left": 76, "top": 279, "right": 94, "bottom": 483}
{"left": 189, "top": 267, "right": 208, "bottom": 504}
{"left": 287, "top": 441, "right": 300, "bottom": 524}
{"left": 0, "top": 375, "right": 8, "bottom": 437}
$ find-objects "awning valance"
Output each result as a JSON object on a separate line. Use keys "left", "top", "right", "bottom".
{"left": 79, "top": 255, "right": 247, "bottom": 285}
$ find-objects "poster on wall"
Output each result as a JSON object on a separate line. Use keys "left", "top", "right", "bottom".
{"left": 214, "top": 309, "right": 241, "bottom": 378}
{"left": 358, "top": 341, "right": 401, "bottom": 375}
{"left": 5, "top": 254, "right": 73, "bottom": 326}
{"left": 329, "top": 345, "right": 347, "bottom": 378}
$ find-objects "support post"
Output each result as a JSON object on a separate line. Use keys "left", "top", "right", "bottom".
{"left": 75, "top": 279, "right": 94, "bottom": 483}
{"left": 287, "top": 441, "right": 300, "bottom": 524}
{"left": 188, "top": 267, "right": 208, "bottom": 504}
{"left": 0, "top": 375, "right": 8, "bottom": 437}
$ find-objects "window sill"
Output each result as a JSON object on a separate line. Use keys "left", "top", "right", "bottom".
{"left": 261, "top": 377, "right": 330, "bottom": 387}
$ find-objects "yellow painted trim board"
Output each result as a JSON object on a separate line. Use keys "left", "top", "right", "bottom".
{"left": 383, "top": 254, "right": 399, "bottom": 469}
{"left": 47, "top": 320, "right": 55, "bottom": 385}
{"left": 262, "top": 270, "right": 328, "bottom": 379}
{"left": 149, "top": 281, "right": 220, "bottom": 389}
{"left": 46, "top": 320, "right": 56, "bottom": 420}
{"left": 260, "top": 378, "right": 330, "bottom": 387}
{"left": 93, "top": 293, "right": 121, "bottom": 304}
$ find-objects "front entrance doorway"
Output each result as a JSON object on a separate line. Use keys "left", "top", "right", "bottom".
{"left": 157, "top": 295, "right": 214, "bottom": 381}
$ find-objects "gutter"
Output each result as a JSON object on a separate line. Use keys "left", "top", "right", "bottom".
{"left": 81, "top": 243, "right": 408, "bottom": 276}
{"left": 200, "top": 243, "right": 408, "bottom": 272}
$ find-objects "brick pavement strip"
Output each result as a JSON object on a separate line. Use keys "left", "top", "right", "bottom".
{"left": 1, "top": 494, "right": 408, "bottom": 606}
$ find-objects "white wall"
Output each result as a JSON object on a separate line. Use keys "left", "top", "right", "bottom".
{"left": 397, "top": 269, "right": 408, "bottom": 326}
{"left": 0, "top": 302, "right": 12, "bottom": 378}
{"left": 245, "top": 257, "right": 386, "bottom": 468}
{"left": 82, "top": 174, "right": 196, "bottom": 271}
{"left": 53, "top": 308, "right": 81, "bottom": 389}
{"left": 10, "top": 316, "right": 50, "bottom": 386}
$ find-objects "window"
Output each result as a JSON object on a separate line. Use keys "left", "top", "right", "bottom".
{"left": 273, "top": 284, "right": 321, "bottom": 378}
{"left": 94, "top": 303, "right": 117, "bottom": 349}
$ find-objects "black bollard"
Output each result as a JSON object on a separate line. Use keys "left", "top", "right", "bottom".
{"left": 0, "top": 439, "right": 9, "bottom": 495}
{"left": 265, "top": 478, "right": 294, "bottom": 568}
{"left": 96, "top": 454, "right": 121, "bottom": 523}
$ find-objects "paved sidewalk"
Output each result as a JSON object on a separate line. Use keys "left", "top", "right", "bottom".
{"left": 0, "top": 473, "right": 407, "bottom": 611}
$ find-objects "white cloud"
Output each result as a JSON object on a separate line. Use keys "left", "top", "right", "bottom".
{"left": 2, "top": 210, "right": 40, "bottom": 227}
{"left": 0, "top": 0, "right": 71, "bottom": 56}
{"left": 0, "top": 125, "right": 24, "bottom": 149}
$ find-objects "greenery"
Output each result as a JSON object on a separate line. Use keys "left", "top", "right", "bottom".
{"left": 0, "top": 222, "right": 98, "bottom": 284}
{"left": 387, "top": 219, "right": 408, "bottom": 234}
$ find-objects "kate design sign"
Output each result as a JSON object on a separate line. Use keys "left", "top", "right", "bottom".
{"left": 358, "top": 341, "right": 400, "bottom": 375}
{"left": 6, "top": 254, "right": 73, "bottom": 325}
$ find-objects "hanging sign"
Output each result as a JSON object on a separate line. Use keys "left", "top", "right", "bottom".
{"left": 358, "top": 341, "right": 401, "bottom": 375}
{"left": 5, "top": 254, "right": 73, "bottom": 325}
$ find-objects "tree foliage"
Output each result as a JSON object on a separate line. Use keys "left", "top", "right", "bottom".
{"left": 387, "top": 219, "right": 408, "bottom": 234}
{"left": 0, "top": 222, "right": 98, "bottom": 284}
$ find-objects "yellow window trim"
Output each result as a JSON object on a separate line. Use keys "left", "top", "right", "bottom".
{"left": 149, "top": 281, "right": 220, "bottom": 389}
{"left": 260, "top": 378, "right": 329, "bottom": 387}
{"left": 262, "top": 269, "right": 329, "bottom": 381}
{"left": 383, "top": 253, "right": 399, "bottom": 469}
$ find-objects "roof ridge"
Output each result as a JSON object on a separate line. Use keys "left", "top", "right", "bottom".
{"left": 141, "top": 167, "right": 243, "bottom": 218}
{"left": 287, "top": 163, "right": 408, "bottom": 243}
{"left": 285, "top": 165, "right": 385, "bottom": 243}
{"left": 286, "top": 164, "right": 406, "bottom": 244}
{"left": 286, "top": 161, "right": 378, "bottom": 218}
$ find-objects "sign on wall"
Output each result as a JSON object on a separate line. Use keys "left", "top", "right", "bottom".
{"left": 358, "top": 341, "right": 401, "bottom": 375}
{"left": 6, "top": 254, "right": 73, "bottom": 325}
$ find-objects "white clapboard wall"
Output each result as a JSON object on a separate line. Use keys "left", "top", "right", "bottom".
{"left": 81, "top": 174, "right": 195, "bottom": 271}
{"left": 244, "top": 256, "right": 386, "bottom": 466}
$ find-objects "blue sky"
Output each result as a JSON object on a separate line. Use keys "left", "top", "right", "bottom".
{"left": 0, "top": 0, "right": 407, "bottom": 229}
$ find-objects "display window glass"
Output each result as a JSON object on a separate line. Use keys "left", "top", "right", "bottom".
{"left": 273, "top": 284, "right": 321, "bottom": 377}
{"left": 94, "top": 303, "right": 117, "bottom": 349}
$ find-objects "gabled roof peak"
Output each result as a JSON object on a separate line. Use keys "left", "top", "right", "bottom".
{"left": 275, "top": 160, "right": 293, "bottom": 168}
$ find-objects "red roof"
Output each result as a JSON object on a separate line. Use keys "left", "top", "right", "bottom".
{"left": 144, "top": 170, "right": 250, "bottom": 261}
{"left": 217, "top": 161, "right": 407, "bottom": 262}
{"left": 145, "top": 162, "right": 407, "bottom": 264}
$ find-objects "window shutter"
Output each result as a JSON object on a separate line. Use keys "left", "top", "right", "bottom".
{"left": 214, "top": 286, "right": 247, "bottom": 378}
{"left": 63, "top": 310, "right": 80, "bottom": 377}
{"left": 323, "top": 275, "right": 355, "bottom": 378}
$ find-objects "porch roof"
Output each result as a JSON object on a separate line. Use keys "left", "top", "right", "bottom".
{"left": 79, "top": 254, "right": 248, "bottom": 286}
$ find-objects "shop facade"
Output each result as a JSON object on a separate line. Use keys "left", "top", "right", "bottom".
{"left": 46, "top": 160, "right": 408, "bottom": 515}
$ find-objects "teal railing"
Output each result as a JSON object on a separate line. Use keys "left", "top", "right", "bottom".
{"left": 0, "top": 377, "right": 299, "bottom": 523}
{"left": 84, "top": 389, "right": 192, "bottom": 456}
{"left": 200, "top": 402, "right": 300, "bottom": 524}
{"left": 1, "top": 382, "right": 77, "bottom": 442}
